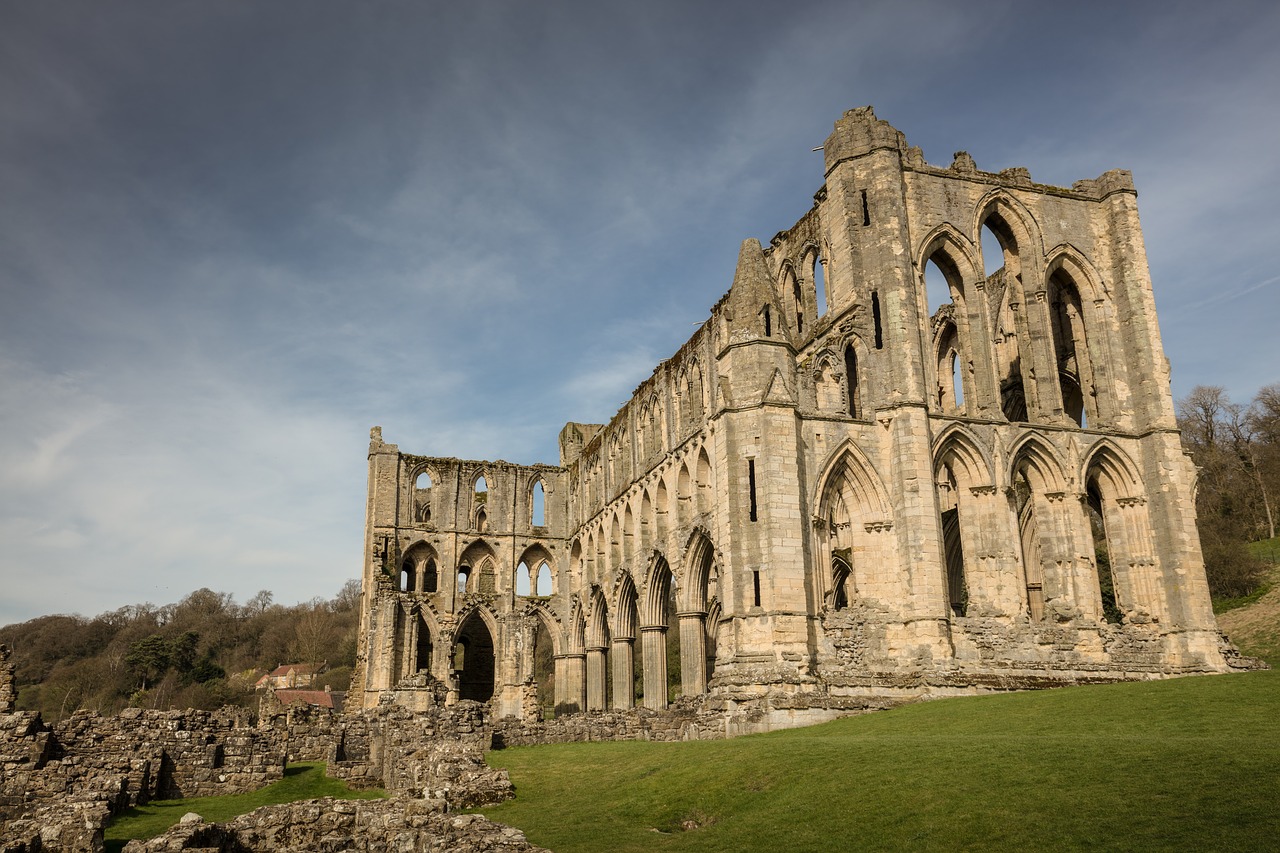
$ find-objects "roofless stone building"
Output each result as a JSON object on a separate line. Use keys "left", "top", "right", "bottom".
{"left": 354, "top": 107, "right": 1240, "bottom": 731}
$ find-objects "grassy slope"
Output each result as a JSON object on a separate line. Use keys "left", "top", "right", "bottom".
{"left": 482, "top": 672, "right": 1280, "bottom": 853}
{"left": 1218, "top": 537, "right": 1280, "bottom": 662}
{"left": 104, "top": 762, "right": 384, "bottom": 849}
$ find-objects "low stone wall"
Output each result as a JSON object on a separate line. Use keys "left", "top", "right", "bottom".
{"left": 120, "top": 799, "right": 549, "bottom": 853}
{"left": 0, "top": 706, "right": 283, "bottom": 853}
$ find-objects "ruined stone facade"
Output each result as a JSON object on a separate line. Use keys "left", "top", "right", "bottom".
{"left": 356, "top": 108, "right": 1239, "bottom": 729}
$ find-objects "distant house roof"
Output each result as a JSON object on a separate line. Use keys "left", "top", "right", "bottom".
{"left": 273, "top": 689, "right": 344, "bottom": 711}
{"left": 254, "top": 661, "right": 328, "bottom": 689}
{"left": 266, "top": 662, "right": 326, "bottom": 678}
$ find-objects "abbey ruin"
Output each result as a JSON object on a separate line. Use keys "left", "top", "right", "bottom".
{"left": 355, "top": 107, "right": 1241, "bottom": 730}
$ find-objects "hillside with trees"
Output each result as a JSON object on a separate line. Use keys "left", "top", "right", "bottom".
{"left": 1177, "top": 383, "right": 1280, "bottom": 599}
{"left": 0, "top": 581, "right": 360, "bottom": 721}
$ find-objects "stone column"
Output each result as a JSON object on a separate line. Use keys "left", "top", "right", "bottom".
{"left": 678, "top": 612, "right": 706, "bottom": 696}
{"left": 611, "top": 637, "right": 635, "bottom": 709}
{"left": 555, "top": 652, "right": 586, "bottom": 715}
{"left": 640, "top": 626, "right": 668, "bottom": 710}
{"left": 585, "top": 645, "right": 608, "bottom": 712}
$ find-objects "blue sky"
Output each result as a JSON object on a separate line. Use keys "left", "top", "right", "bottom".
{"left": 2, "top": 0, "right": 1277, "bottom": 625}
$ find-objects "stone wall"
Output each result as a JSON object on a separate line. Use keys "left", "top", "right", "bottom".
{"left": 0, "top": 705, "right": 283, "bottom": 853}
{"left": 121, "top": 800, "right": 549, "bottom": 853}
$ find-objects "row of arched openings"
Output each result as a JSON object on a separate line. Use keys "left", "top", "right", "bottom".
{"left": 411, "top": 470, "right": 547, "bottom": 529}
{"left": 576, "top": 447, "right": 713, "bottom": 585}
{"left": 399, "top": 543, "right": 555, "bottom": 598}
{"left": 398, "top": 605, "right": 557, "bottom": 710}
{"left": 822, "top": 436, "right": 1159, "bottom": 628}
{"left": 921, "top": 200, "right": 1106, "bottom": 428}
{"left": 574, "top": 536, "right": 720, "bottom": 712}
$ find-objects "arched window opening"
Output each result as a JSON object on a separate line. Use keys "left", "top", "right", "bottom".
{"left": 475, "top": 558, "right": 496, "bottom": 594}
{"left": 457, "top": 566, "right": 471, "bottom": 597}
{"left": 455, "top": 613, "right": 495, "bottom": 702}
{"left": 531, "top": 479, "right": 546, "bottom": 527}
{"left": 813, "top": 253, "right": 828, "bottom": 317}
{"left": 415, "top": 616, "right": 432, "bottom": 674}
{"left": 792, "top": 274, "right": 805, "bottom": 334}
{"left": 516, "top": 561, "right": 532, "bottom": 596}
{"left": 696, "top": 450, "right": 712, "bottom": 515}
{"left": 935, "top": 321, "right": 964, "bottom": 414}
{"left": 532, "top": 618, "right": 555, "bottom": 720}
{"left": 938, "top": 464, "right": 968, "bottom": 617}
{"left": 474, "top": 507, "right": 488, "bottom": 533}
{"left": 924, "top": 258, "right": 952, "bottom": 315}
{"left": 677, "top": 464, "right": 692, "bottom": 524}
{"left": 624, "top": 505, "right": 636, "bottom": 558}
{"left": 399, "top": 560, "right": 414, "bottom": 593}
{"left": 610, "top": 515, "right": 623, "bottom": 568}
{"left": 423, "top": 558, "right": 438, "bottom": 593}
{"left": 1048, "top": 271, "right": 1093, "bottom": 428}
{"left": 995, "top": 283, "right": 1027, "bottom": 422}
{"left": 942, "top": 507, "right": 967, "bottom": 617}
{"left": 655, "top": 480, "right": 669, "bottom": 539}
{"left": 843, "top": 345, "right": 860, "bottom": 419}
{"left": 414, "top": 471, "right": 433, "bottom": 523}
{"left": 816, "top": 359, "right": 842, "bottom": 413}
{"left": 1012, "top": 473, "right": 1044, "bottom": 619}
{"left": 474, "top": 474, "right": 488, "bottom": 504}
{"left": 981, "top": 222, "right": 1007, "bottom": 277}
{"left": 1087, "top": 485, "right": 1123, "bottom": 624}
{"left": 536, "top": 561, "right": 553, "bottom": 596}
{"left": 831, "top": 554, "right": 852, "bottom": 611}
{"left": 762, "top": 304, "right": 772, "bottom": 337}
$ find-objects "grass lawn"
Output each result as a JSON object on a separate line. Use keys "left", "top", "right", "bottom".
{"left": 481, "top": 671, "right": 1280, "bottom": 852}
{"left": 104, "top": 762, "right": 384, "bottom": 851}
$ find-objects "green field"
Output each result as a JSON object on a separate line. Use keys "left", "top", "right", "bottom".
{"left": 480, "top": 671, "right": 1280, "bottom": 852}
{"left": 104, "top": 762, "right": 384, "bottom": 851}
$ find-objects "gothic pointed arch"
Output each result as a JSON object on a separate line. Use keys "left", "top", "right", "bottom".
{"left": 915, "top": 222, "right": 983, "bottom": 290}
{"left": 641, "top": 552, "right": 676, "bottom": 627}
{"left": 517, "top": 543, "right": 556, "bottom": 597}
{"left": 1081, "top": 440, "right": 1142, "bottom": 499}
{"left": 682, "top": 528, "right": 718, "bottom": 612}
{"left": 586, "top": 586, "right": 610, "bottom": 650}
{"left": 452, "top": 604, "right": 498, "bottom": 702}
{"left": 612, "top": 571, "right": 639, "bottom": 640}
{"left": 973, "top": 189, "right": 1046, "bottom": 273}
{"left": 814, "top": 440, "right": 893, "bottom": 524}
{"left": 1007, "top": 433, "right": 1069, "bottom": 493}
{"left": 1045, "top": 243, "right": 1107, "bottom": 303}
{"left": 457, "top": 539, "right": 497, "bottom": 596}
{"left": 566, "top": 597, "right": 586, "bottom": 655}
{"left": 932, "top": 424, "right": 995, "bottom": 487}
{"left": 400, "top": 540, "right": 440, "bottom": 593}
{"left": 411, "top": 465, "right": 438, "bottom": 524}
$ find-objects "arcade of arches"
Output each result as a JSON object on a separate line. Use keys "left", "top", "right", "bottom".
{"left": 355, "top": 107, "right": 1244, "bottom": 730}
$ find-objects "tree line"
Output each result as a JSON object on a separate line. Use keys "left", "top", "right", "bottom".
{"left": 0, "top": 581, "right": 361, "bottom": 721}
{"left": 1178, "top": 383, "right": 1280, "bottom": 598}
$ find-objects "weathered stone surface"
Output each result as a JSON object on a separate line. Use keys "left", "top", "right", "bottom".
{"left": 352, "top": 106, "right": 1260, "bottom": 733}
{"left": 119, "top": 798, "right": 550, "bottom": 853}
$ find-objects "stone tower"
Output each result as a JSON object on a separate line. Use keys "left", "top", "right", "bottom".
{"left": 354, "top": 108, "right": 1238, "bottom": 731}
